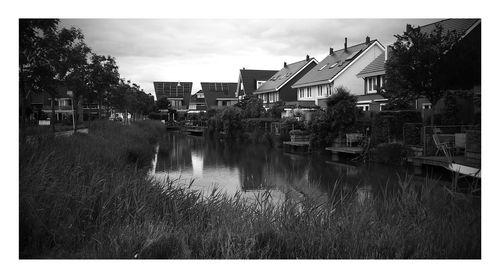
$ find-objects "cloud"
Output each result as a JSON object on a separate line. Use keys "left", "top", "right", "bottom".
{"left": 60, "top": 18, "right": 439, "bottom": 97}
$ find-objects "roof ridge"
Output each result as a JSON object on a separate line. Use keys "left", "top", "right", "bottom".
{"left": 416, "top": 18, "right": 480, "bottom": 30}
{"left": 330, "top": 39, "right": 379, "bottom": 55}
{"left": 240, "top": 69, "right": 278, "bottom": 71}
{"left": 284, "top": 59, "right": 309, "bottom": 67}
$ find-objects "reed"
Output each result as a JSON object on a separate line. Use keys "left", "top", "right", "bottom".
{"left": 19, "top": 120, "right": 480, "bottom": 258}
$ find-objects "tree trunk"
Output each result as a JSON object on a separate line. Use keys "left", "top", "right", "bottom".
{"left": 87, "top": 99, "right": 91, "bottom": 132}
{"left": 51, "top": 97, "right": 56, "bottom": 133}
{"left": 73, "top": 96, "right": 77, "bottom": 134}
{"left": 98, "top": 93, "right": 102, "bottom": 120}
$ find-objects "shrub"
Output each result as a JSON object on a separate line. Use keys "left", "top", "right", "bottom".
{"left": 369, "top": 143, "right": 409, "bottom": 165}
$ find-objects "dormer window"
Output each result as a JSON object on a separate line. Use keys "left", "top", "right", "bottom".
{"left": 256, "top": 80, "right": 266, "bottom": 89}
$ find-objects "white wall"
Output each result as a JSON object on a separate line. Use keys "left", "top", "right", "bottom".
{"left": 334, "top": 45, "right": 384, "bottom": 96}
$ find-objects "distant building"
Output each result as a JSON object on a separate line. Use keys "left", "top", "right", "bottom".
{"left": 235, "top": 68, "right": 278, "bottom": 99}
{"left": 188, "top": 90, "right": 207, "bottom": 113}
{"left": 253, "top": 55, "right": 318, "bottom": 108}
{"left": 30, "top": 86, "right": 85, "bottom": 123}
{"left": 292, "top": 37, "right": 385, "bottom": 109}
{"left": 153, "top": 81, "right": 193, "bottom": 111}
{"left": 201, "top": 82, "right": 238, "bottom": 109}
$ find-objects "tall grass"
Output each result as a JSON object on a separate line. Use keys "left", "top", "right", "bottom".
{"left": 19, "top": 120, "right": 480, "bottom": 258}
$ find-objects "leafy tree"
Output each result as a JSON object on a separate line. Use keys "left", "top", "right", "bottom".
{"left": 88, "top": 54, "right": 119, "bottom": 119}
{"left": 267, "top": 101, "right": 285, "bottom": 118}
{"left": 19, "top": 19, "right": 59, "bottom": 135}
{"left": 235, "top": 95, "right": 264, "bottom": 118}
{"left": 384, "top": 24, "right": 459, "bottom": 125}
{"left": 326, "top": 86, "right": 358, "bottom": 139}
{"left": 156, "top": 97, "right": 171, "bottom": 110}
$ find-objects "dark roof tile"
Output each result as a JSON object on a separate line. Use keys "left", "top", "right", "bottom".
{"left": 255, "top": 58, "right": 317, "bottom": 94}
{"left": 292, "top": 40, "right": 381, "bottom": 88}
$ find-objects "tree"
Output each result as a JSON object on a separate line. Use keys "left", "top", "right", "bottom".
{"left": 156, "top": 97, "right": 171, "bottom": 110}
{"left": 267, "top": 101, "right": 285, "bottom": 118}
{"left": 326, "top": 86, "right": 358, "bottom": 140}
{"left": 384, "top": 24, "right": 459, "bottom": 125}
{"left": 19, "top": 19, "right": 59, "bottom": 135}
{"left": 88, "top": 54, "right": 120, "bottom": 119}
{"left": 234, "top": 95, "right": 264, "bottom": 118}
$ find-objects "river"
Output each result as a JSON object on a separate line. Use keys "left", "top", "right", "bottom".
{"left": 149, "top": 131, "right": 451, "bottom": 204}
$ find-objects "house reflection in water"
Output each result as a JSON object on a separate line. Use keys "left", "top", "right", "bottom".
{"left": 149, "top": 132, "right": 435, "bottom": 206}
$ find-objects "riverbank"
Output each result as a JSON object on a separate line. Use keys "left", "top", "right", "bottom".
{"left": 19, "top": 120, "right": 480, "bottom": 258}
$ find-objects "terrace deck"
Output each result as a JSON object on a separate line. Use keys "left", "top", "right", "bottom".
{"left": 325, "top": 146, "right": 364, "bottom": 154}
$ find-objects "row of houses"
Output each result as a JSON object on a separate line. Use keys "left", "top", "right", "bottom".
{"left": 154, "top": 19, "right": 480, "bottom": 120}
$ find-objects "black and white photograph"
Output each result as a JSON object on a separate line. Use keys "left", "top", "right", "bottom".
{"left": 4, "top": 0, "right": 500, "bottom": 276}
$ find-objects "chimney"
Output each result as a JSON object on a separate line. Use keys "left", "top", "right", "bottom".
{"left": 365, "top": 36, "right": 370, "bottom": 44}
{"left": 306, "top": 54, "right": 310, "bottom": 61}
{"left": 284, "top": 61, "right": 287, "bottom": 68}
{"left": 344, "top": 37, "right": 347, "bottom": 51}
{"left": 329, "top": 47, "right": 334, "bottom": 55}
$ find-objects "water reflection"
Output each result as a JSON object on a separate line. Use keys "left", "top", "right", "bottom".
{"left": 149, "top": 132, "right": 442, "bottom": 205}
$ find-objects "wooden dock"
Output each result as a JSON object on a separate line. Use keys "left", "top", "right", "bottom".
{"left": 408, "top": 155, "right": 480, "bottom": 169}
{"left": 185, "top": 127, "right": 205, "bottom": 136}
{"left": 283, "top": 141, "right": 311, "bottom": 153}
{"left": 325, "top": 146, "right": 364, "bottom": 154}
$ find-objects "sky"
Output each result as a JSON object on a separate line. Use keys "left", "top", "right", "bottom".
{"left": 60, "top": 19, "right": 441, "bottom": 99}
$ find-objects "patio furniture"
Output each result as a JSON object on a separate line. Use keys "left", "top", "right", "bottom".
{"left": 346, "top": 133, "right": 363, "bottom": 147}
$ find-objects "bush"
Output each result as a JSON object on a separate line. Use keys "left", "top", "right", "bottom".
{"left": 371, "top": 110, "right": 422, "bottom": 145}
{"left": 370, "top": 143, "right": 409, "bottom": 165}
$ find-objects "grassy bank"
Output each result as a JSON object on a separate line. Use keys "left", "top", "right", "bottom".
{"left": 19, "top": 121, "right": 480, "bottom": 258}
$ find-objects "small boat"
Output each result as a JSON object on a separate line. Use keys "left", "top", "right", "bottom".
{"left": 448, "top": 163, "right": 481, "bottom": 178}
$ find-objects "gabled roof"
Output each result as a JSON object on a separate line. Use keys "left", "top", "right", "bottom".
{"left": 190, "top": 90, "right": 205, "bottom": 104}
{"left": 153, "top": 81, "right": 193, "bottom": 100}
{"left": 254, "top": 58, "right": 318, "bottom": 94}
{"left": 201, "top": 82, "right": 238, "bottom": 107}
{"left": 418, "top": 18, "right": 480, "bottom": 38}
{"left": 292, "top": 40, "right": 383, "bottom": 88}
{"left": 357, "top": 53, "right": 386, "bottom": 77}
{"left": 237, "top": 69, "right": 278, "bottom": 96}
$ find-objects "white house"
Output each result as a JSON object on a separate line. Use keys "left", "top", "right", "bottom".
{"left": 291, "top": 37, "right": 385, "bottom": 108}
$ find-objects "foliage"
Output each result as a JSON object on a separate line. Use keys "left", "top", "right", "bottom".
{"left": 156, "top": 97, "right": 172, "bottom": 110}
{"left": 384, "top": 24, "right": 459, "bottom": 106}
{"left": 383, "top": 98, "right": 412, "bottom": 111}
{"left": 20, "top": 124, "right": 481, "bottom": 258}
{"left": 369, "top": 143, "right": 409, "bottom": 165}
{"left": 266, "top": 101, "right": 285, "bottom": 118}
{"left": 325, "top": 86, "right": 358, "bottom": 137}
{"left": 220, "top": 106, "right": 244, "bottom": 140}
{"left": 307, "top": 110, "right": 335, "bottom": 148}
{"left": 235, "top": 95, "right": 265, "bottom": 118}
{"left": 88, "top": 54, "right": 120, "bottom": 117}
{"left": 371, "top": 110, "right": 422, "bottom": 145}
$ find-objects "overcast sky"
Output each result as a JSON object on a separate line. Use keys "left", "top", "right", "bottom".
{"left": 60, "top": 19, "right": 440, "bottom": 98}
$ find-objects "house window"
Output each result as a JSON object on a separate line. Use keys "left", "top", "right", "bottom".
{"left": 380, "top": 103, "right": 386, "bottom": 111}
{"left": 357, "top": 104, "right": 370, "bottom": 111}
{"left": 422, "top": 103, "right": 432, "bottom": 110}
{"left": 256, "top": 80, "right": 266, "bottom": 89}
{"left": 318, "top": 86, "right": 323, "bottom": 97}
{"left": 306, "top": 87, "right": 312, "bottom": 98}
{"left": 299, "top": 88, "right": 304, "bottom": 99}
{"left": 222, "top": 100, "right": 227, "bottom": 106}
{"left": 240, "top": 83, "right": 244, "bottom": 90}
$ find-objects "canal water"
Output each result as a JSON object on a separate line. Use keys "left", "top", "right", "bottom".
{"left": 149, "top": 132, "right": 450, "bottom": 204}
